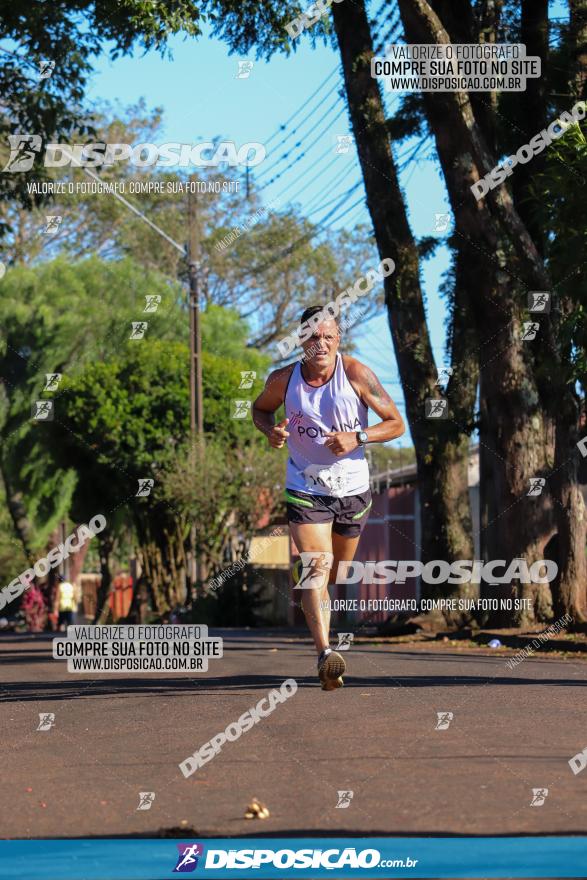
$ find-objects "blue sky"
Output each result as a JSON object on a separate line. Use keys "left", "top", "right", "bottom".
{"left": 87, "top": 3, "right": 567, "bottom": 444}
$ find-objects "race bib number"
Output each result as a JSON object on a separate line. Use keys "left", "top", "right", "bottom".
{"left": 303, "top": 461, "right": 350, "bottom": 497}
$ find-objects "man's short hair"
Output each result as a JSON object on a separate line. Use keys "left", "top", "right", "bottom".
{"left": 299, "top": 305, "right": 339, "bottom": 329}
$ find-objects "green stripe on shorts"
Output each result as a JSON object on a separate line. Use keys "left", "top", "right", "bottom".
{"left": 352, "top": 499, "right": 372, "bottom": 520}
{"left": 285, "top": 490, "right": 314, "bottom": 508}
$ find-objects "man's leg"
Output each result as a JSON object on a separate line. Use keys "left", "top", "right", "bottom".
{"left": 328, "top": 531, "right": 360, "bottom": 644}
{"left": 289, "top": 521, "right": 333, "bottom": 654}
{"left": 329, "top": 532, "right": 361, "bottom": 593}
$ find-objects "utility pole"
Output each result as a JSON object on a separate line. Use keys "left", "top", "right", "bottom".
{"left": 188, "top": 175, "right": 204, "bottom": 436}
{"left": 187, "top": 175, "right": 203, "bottom": 598}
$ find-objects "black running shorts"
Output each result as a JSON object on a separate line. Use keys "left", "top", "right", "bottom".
{"left": 285, "top": 488, "right": 372, "bottom": 538}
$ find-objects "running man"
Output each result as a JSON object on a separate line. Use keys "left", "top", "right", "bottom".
{"left": 252, "top": 306, "right": 404, "bottom": 690}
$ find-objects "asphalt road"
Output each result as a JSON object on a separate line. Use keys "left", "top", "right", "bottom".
{"left": 1, "top": 629, "right": 586, "bottom": 839}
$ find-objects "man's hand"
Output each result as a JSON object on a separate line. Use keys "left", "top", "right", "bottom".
{"left": 268, "top": 417, "right": 290, "bottom": 448}
{"left": 323, "top": 431, "right": 359, "bottom": 456}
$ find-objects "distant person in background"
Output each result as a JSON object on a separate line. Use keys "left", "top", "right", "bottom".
{"left": 57, "top": 580, "right": 77, "bottom": 631}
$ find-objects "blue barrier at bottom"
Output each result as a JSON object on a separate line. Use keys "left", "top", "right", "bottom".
{"left": 1, "top": 837, "right": 587, "bottom": 879}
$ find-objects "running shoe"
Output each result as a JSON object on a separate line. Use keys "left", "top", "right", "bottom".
{"left": 318, "top": 649, "right": 346, "bottom": 691}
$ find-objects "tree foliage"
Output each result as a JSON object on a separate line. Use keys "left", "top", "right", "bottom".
{"left": 0, "top": 1, "right": 204, "bottom": 224}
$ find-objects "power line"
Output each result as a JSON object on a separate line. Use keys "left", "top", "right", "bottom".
{"left": 264, "top": 142, "right": 353, "bottom": 202}
{"left": 271, "top": 147, "right": 358, "bottom": 205}
{"left": 263, "top": 68, "right": 339, "bottom": 147}
{"left": 331, "top": 202, "right": 370, "bottom": 230}
{"left": 272, "top": 120, "right": 423, "bottom": 216}
{"left": 257, "top": 98, "right": 345, "bottom": 183}
{"left": 258, "top": 87, "right": 342, "bottom": 177}
{"left": 306, "top": 180, "right": 363, "bottom": 219}
{"left": 261, "top": 82, "right": 342, "bottom": 165}
{"left": 239, "top": 137, "right": 428, "bottom": 277}
{"left": 230, "top": 182, "right": 363, "bottom": 285}
{"left": 318, "top": 192, "right": 365, "bottom": 229}
{"left": 300, "top": 131, "right": 423, "bottom": 217}
{"left": 273, "top": 157, "right": 352, "bottom": 205}
{"left": 311, "top": 136, "right": 428, "bottom": 230}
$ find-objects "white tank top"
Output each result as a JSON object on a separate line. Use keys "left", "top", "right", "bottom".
{"left": 284, "top": 354, "right": 369, "bottom": 497}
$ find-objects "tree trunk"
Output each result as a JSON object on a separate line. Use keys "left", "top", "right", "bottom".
{"left": 0, "top": 457, "right": 35, "bottom": 562}
{"left": 569, "top": 0, "right": 587, "bottom": 98}
{"left": 134, "top": 509, "right": 188, "bottom": 617}
{"left": 512, "top": 0, "right": 549, "bottom": 252}
{"left": 431, "top": 0, "right": 499, "bottom": 150}
{"left": 549, "top": 396, "right": 587, "bottom": 622}
{"left": 397, "top": 0, "right": 549, "bottom": 291}
{"left": 397, "top": 0, "right": 555, "bottom": 624}
{"left": 95, "top": 529, "right": 114, "bottom": 623}
{"left": 44, "top": 527, "right": 62, "bottom": 630}
{"left": 478, "top": 340, "right": 555, "bottom": 624}
{"left": 331, "top": 0, "right": 477, "bottom": 605}
{"left": 68, "top": 535, "right": 89, "bottom": 585}
{"left": 418, "top": 244, "right": 479, "bottom": 619}
{"left": 545, "top": 0, "right": 587, "bottom": 624}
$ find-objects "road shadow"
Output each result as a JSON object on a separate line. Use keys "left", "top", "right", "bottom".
{"left": 1, "top": 670, "right": 586, "bottom": 703}
{"left": 14, "top": 827, "right": 587, "bottom": 839}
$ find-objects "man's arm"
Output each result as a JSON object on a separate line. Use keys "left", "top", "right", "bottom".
{"left": 252, "top": 365, "right": 294, "bottom": 448}
{"left": 324, "top": 356, "right": 405, "bottom": 455}
{"left": 349, "top": 358, "right": 405, "bottom": 442}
